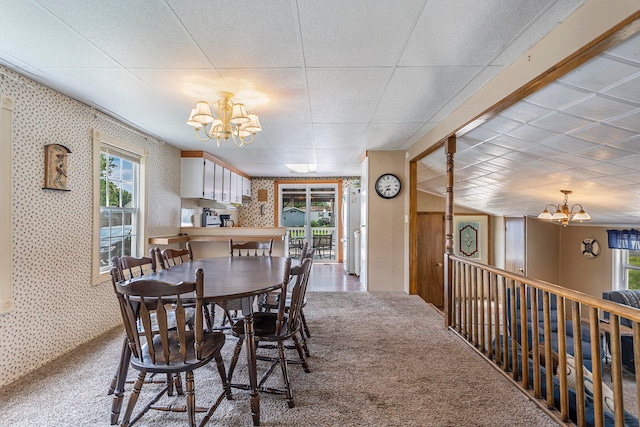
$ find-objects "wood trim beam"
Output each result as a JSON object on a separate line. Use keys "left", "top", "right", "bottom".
{"left": 444, "top": 136, "right": 456, "bottom": 327}
{"left": 409, "top": 160, "right": 417, "bottom": 295}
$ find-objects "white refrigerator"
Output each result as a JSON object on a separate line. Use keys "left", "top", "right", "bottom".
{"left": 342, "top": 187, "right": 361, "bottom": 275}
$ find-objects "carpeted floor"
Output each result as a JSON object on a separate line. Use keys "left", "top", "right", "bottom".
{"left": 0, "top": 292, "right": 557, "bottom": 426}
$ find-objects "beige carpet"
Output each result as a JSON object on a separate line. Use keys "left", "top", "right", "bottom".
{"left": 0, "top": 292, "right": 557, "bottom": 426}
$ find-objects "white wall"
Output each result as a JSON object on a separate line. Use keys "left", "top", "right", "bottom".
{"left": 0, "top": 65, "right": 182, "bottom": 387}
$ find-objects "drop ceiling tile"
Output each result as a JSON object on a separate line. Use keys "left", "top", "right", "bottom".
{"left": 490, "top": 134, "right": 541, "bottom": 150}
{"left": 501, "top": 150, "right": 542, "bottom": 163}
{"left": 551, "top": 154, "right": 599, "bottom": 168}
{"left": 167, "top": 0, "right": 301, "bottom": 68}
{"left": 480, "top": 115, "right": 524, "bottom": 134}
{"left": 609, "top": 137, "right": 640, "bottom": 153}
{"left": 606, "top": 32, "right": 640, "bottom": 65}
{"left": 606, "top": 110, "right": 640, "bottom": 132}
{"left": 563, "top": 94, "right": 639, "bottom": 122}
{"left": 306, "top": 68, "right": 391, "bottom": 123}
{"left": 530, "top": 111, "right": 594, "bottom": 133}
{"left": 540, "top": 134, "right": 599, "bottom": 154}
{"left": 562, "top": 168, "right": 603, "bottom": 180}
{"left": 314, "top": 149, "right": 359, "bottom": 164}
{"left": 610, "top": 155, "right": 640, "bottom": 171}
{"left": 526, "top": 158, "right": 572, "bottom": 173}
{"left": 299, "top": 0, "right": 425, "bottom": 67}
{"left": 400, "top": 0, "right": 564, "bottom": 67}
{"left": 373, "top": 66, "right": 480, "bottom": 122}
{"left": 460, "top": 126, "right": 500, "bottom": 143}
{"left": 506, "top": 125, "right": 559, "bottom": 143}
{"left": 603, "top": 74, "right": 640, "bottom": 105}
{"left": 517, "top": 142, "right": 564, "bottom": 159}
{"left": 593, "top": 175, "right": 635, "bottom": 187}
{"left": 499, "top": 100, "right": 552, "bottom": 123}
{"left": 0, "top": 0, "right": 115, "bottom": 68}
{"left": 471, "top": 142, "right": 513, "bottom": 157}
{"left": 260, "top": 124, "right": 314, "bottom": 150}
{"left": 559, "top": 56, "right": 640, "bottom": 92}
{"left": 525, "top": 82, "right": 590, "bottom": 110}
{"left": 576, "top": 145, "right": 637, "bottom": 162}
{"left": 570, "top": 123, "right": 637, "bottom": 144}
{"left": 362, "top": 123, "right": 424, "bottom": 150}
{"left": 587, "top": 161, "right": 637, "bottom": 175}
{"left": 313, "top": 124, "right": 368, "bottom": 149}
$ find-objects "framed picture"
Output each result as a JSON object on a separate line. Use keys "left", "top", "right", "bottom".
{"left": 43, "top": 144, "right": 71, "bottom": 191}
{"left": 453, "top": 214, "right": 490, "bottom": 265}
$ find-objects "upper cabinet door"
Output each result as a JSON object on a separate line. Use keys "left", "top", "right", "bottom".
{"left": 230, "top": 171, "right": 238, "bottom": 204}
{"left": 180, "top": 157, "right": 214, "bottom": 199}
{"left": 242, "top": 177, "right": 251, "bottom": 198}
{"left": 222, "top": 168, "right": 231, "bottom": 202}
{"left": 214, "top": 163, "right": 224, "bottom": 201}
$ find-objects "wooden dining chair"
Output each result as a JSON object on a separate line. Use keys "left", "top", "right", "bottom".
{"left": 158, "top": 242, "right": 193, "bottom": 268}
{"left": 229, "top": 239, "right": 273, "bottom": 257}
{"left": 227, "top": 257, "right": 312, "bottom": 409}
{"left": 111, "top": 267, "right": 230, "bottom": 427}
{"left": 258, "top": 248, "right": 315, "bottom": 356}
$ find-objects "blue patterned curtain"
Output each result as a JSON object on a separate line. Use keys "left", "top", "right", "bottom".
{"left": 607, "top": 229, "right": 640, "bottom": 250}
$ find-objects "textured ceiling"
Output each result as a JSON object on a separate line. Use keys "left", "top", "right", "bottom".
{"left": 417, "top": 31, "right": 640, "bottom": 226}
{"left": 0, "top": 0, "right": 584, "bottom": 178}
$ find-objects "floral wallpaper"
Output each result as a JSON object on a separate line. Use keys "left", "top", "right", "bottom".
{"left": 0, "top": 65, "right": 182, "bottom": 387}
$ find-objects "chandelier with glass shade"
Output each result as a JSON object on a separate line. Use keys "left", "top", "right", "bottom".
{"left": 186, "top": 91, "right": 262, "bottom": 147}
{"left": 537, "top": 190, "right": 591, "bottom": 227}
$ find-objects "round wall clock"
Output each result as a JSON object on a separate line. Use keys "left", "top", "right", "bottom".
{"left": 581, "top": 237, "right": 600, "bottom": 258}
{"left": 375, "top": 173, "right": 401, "bottom": 199}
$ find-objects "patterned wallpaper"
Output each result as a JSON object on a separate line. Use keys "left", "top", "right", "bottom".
{"left": 0, "top": 66, "right": 182, "bottom": 387}
{"left": 239, "top": 177, "right": 360, "bottom": 227}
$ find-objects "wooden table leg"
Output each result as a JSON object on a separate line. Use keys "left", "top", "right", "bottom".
{"left": 242, "top": 297, "right": 260, "bottom": 426}
{"left": 111, "top": 338, "right": 131, "bottom": 425}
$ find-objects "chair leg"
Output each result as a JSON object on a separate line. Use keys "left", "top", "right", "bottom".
{"left": 185, "top": 370, "right": 196, "bottom": 427}
{"left": 110, "top": 337, "right": 130, "bottom": 425}
{"left": 120, "top": 370, "right": 146, "bottom": 427}
{"left": 214, "top": 353, "right": 233, "bottom": 400}
{"left": 301, "top": 309, "right": 311, "bottom": 338}
{"left": 292, "top": 333, "right": 310, "bottom": 373}
{"left": 227, "top": 338, "right": 244, "bottom": 384}
{"left": 277, "top": 341, "right": 294, "bottom": 408}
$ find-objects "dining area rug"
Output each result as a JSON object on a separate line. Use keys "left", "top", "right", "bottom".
{"left": 0, "top": 291, "right": 556, "bottom": 426}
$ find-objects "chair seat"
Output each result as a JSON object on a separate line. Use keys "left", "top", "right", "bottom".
{"left": 260, "top": 293, "right": 306, "bottom": 311}
{"left": 131, "top": 330, "right": 226, "bottom": 374}
{"left": 232, "top": 312, "right": 298, "bottom": 340}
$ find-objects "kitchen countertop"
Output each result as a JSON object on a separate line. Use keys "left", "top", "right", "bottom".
{"left": 149, "top": 227, "right": 287, "bottom": 245}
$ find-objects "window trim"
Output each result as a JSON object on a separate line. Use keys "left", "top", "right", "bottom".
{"left": 92, "top": 129, "right": 148, "bottom": 284}
{"left": 0, "top": 95, "right": 13, "bottom": 313}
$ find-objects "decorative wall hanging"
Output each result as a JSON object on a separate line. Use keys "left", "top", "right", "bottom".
{"left": 581, "top": 237, "right": 600, "bottom": 258}
{"left": 453, "top": 214, "right": 490, "bottom": 265}
{"left": 43, "top": 144, "right": 71, "bottom": 191}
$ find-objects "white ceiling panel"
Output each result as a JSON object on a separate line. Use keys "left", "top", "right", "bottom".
{"left": 400, "top": 0, "right": 565, "bottom": 67}
{"left": 37, "top": 0, "right": 210, "bottom": 69}
{"left": 298, "top": 0, "right": 426, "bottom": 68}
{"left": 166, "top": 0, "right": 301, "bottom": 69}
{"left": 306, "top": 68, "right": 391, "bottom": 123}
{"left": 313, "top": 124, "right": 368, "bottom": 149}
{"left": 0, "top": 0, "right": 115, "bottom": 68}
{"left": 373, "top": 66, "right": 480, "bottom": 122}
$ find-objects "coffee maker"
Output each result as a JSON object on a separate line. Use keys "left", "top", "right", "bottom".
{"left": 219, "top": 214, "right": 234, "bottom": 227}
{"left": 201, "top": 208, "right": 221, "bottom": 227}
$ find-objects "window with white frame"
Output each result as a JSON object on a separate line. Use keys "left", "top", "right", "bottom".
{"left": 93, "top": 130, "right": 147, "bottom": 283}
{"left": 612, "top": 249, "right": 640, "bottom": 290}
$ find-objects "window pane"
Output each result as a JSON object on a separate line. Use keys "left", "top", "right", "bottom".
{"left": 629, "top": 270, "right": 640, "bottom": 290}
{"left": 629, "top": 250, "right": 640, "bottom": 267}
{"left": 108, "top": 155, "right": 121, "bottom": 180}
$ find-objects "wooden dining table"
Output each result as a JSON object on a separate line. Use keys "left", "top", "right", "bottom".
{"left": 112, "top": 255, "right": 289, "bottom": 427}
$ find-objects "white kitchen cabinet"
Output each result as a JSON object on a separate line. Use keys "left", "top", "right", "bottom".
{"left": 214, "top": 163, "right": 224, "bottom": 201}
{"left": 222, "top": 167, "right": 231, "bottom": 202}
{"left": 242, "top": 177, "right": 251, "bottom": 198}
{"left": 180, "top": 157, "right": 214, "bottom": 199}
{"left": 230, "top": 171, "right": 238, "bottom": 204}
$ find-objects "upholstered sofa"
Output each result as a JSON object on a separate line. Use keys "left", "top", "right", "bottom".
{"left": 602, "top": 290, "right": 640, "bottom": 373}
{"left": 510, "top": 291, "right": 597, "bottom": 371}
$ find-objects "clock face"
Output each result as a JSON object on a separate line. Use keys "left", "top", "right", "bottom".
{"left": 375, "top": 173, "right": 401, "bottom": 199}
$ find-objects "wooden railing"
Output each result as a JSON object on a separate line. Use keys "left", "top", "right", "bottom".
{"left": 446, "top": 254, "right": 640, "bottom": 427}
